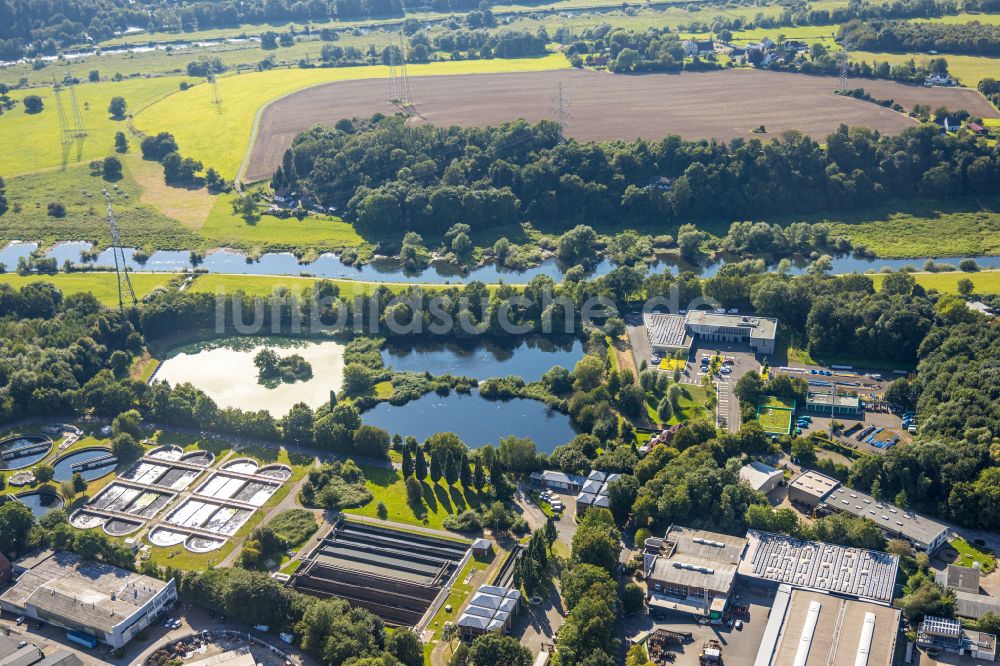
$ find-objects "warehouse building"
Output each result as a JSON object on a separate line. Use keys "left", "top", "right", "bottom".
{"left": 739, "top": 462, "right": 784, "bottom": 495}
{"left": 0, "top": 551, "right": 176, "bottom": 649}
{"left": 738, "top": 530, "right": 898, "bottom": 604}
{"left": 785, "top": 471, "right": 948, "bottom": 553}
{"left": 643, "top": 525, "right": 746, "bottom": 622}
{"left": 643, "top": 312, "right": 778, "bottom": 355}
{"left": 821, "top": 486, "right": 949, "bottom": 553}
{"left": 753, "top": 584, "right": 900, "bottom": 666}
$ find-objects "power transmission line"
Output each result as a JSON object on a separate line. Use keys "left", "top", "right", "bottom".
{"left": 103, "top": 189, "right": 138, "bottom": 316}
{"left": 837, "top": 49, "right": 850, "bottom": 91}
{"left": 208, "top": 73, "right": 222, "bottom": 111}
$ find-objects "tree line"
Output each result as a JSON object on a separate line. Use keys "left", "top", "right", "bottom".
{"left": 839, "top": 17, "right": 1000, "bottom": 56}
{"left": 280, "top": 116, "right": 998, "bottom": 238}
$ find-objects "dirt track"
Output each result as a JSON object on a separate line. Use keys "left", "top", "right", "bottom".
{"left": 243, "top": 68, "right": 997, "bottom": 182}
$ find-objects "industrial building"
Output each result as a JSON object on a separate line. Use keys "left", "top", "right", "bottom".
{"left": 739, "top": 462, "right": 784, "bottom": 495}
{"left": 737, "top": 530, "right": 898, "bottom": 604}
{"left": 786, "top": 470, "right": 948, "bottom": 553}
{"left": 821, "top": 485, "right": 949, "bottom": 553}
{"left": 575, "top": 471, "right": 621, "bottom": 514}
{"left": 937, "top": 565, "right": 1000, "bottom": 620}
{"left": 804, "top": 393, "right": 863, "bottom": 417}
{"left": 643, "top": 312, "right": 779, "bottom": 355}
{"left": 292, "top": 518, "right": 469, "bottom": 627}
{"left": 0, "top": 551, "right": 176, "bottom": 649}
{"left": 786, "top": 470, "right": 841, "bottom": 508}
{"left": 0, "top": 635, "right": 82, "bottom": 666}
{"left": 455, "top": 585, "right": 521, "bottom": 639}
{"left": 753, "top": 584, "right": 901, "bottom": 666}
{"left": 643, "top": 525, "right": 746, "bottom": 621}
{"left": 918, "top": 616, "right": 996, "bottom": 661}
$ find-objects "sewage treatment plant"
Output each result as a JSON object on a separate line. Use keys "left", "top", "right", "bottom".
{"left": 69, "top": 445, "right": 290, "bottom": 552}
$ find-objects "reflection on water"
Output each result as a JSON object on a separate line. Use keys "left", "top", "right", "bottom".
{"left": 9, "top": 240, "right": 997, "bottom": 285}
{"left": 14, "top": 492, "right": 64, "bottom": 519}
{"left": 155, "top": 336, "right": 345, "bottom": 415}
{"left": 381, "top": 336, "right": 583, "bottom": 382}
{"left": 362, "top": 390, "right": 579, "bottom": 452}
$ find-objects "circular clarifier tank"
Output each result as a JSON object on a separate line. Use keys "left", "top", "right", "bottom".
{"left": 0, "top": 435, "right": 52, "bottom": 469}
{"left": 52, "top": 446, "right": 116, "bottom": 482}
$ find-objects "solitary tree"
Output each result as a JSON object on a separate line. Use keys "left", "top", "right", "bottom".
{"left": 108, "top": 96, "right": 127, "bottom": 119}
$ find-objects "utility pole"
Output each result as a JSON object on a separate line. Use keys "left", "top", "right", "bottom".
{"left": 103, "top": 190, "right": 138, "bottom": 317}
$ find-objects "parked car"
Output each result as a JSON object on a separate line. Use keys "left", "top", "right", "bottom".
{"left": 735, "top": 620, "right": 743, "bottom": 630}
{"left": 280, "top": 633, "right": 294, "bottom": 644}
{"left": 15, "top": 616, "right": 24, "bottom": 626}
{"left": 720, "top": 367, "right": 732, "bottom": 375}
{"left": 253, "top": 624, "right": 270, "bottom": 632}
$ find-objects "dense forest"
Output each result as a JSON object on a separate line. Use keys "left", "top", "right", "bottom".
{"left": 839, "top": 17, "right": 1000, "bottom": 56}
{"left": 278, "top": 116, "right": 998, "bottom": 236}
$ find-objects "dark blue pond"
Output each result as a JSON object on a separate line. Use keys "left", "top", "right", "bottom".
{"left": 380, "top": 337, "right": 584, "bottom": 382}
{"left": 53, "top": 447, "right": 117, "bottom": 481}
{"left": 14, "top": 492, "right": 64, "bottom": 519}
{"left": 362, "top": 391, "right": 579, "bottom": 452}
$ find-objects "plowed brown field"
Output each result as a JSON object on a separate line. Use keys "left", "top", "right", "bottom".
{"left": 243, "top": 68, "right": 997, "bottom": 182}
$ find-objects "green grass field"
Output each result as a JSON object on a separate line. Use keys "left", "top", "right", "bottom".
{"left": 0, "top": 272, "right": 175, "bottom": 305}
{"left": 198, "top": 193, "right": 364, "bottom": 251}
{"left": 133, "top": 53, "right": 570, "bottom": 179}
{"left": 793, "top": 196, "right": 1000, "bottom": 259}
{"left": 0, "top": 159, "right": 199, "bottom": 248}
{"left": 0, "top": 76, "right": 191, "bottom": 176}
{"left": 345, "top": 464, "right": 486, "bottom": 530}
{"left": 850, "top": 50, "right": 1000, "bottom": 86}
{"left": 756, "top": 396, "right": 796, "bottom": 434}
{"left": 869, "top": 269, "right": 1000, "bottom": 294}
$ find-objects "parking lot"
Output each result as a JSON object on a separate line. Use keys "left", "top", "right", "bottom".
{"left": 622, "top": 589, "right": 775, "bottom": 666}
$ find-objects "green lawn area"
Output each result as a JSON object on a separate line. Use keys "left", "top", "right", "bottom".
{"left": 949, "top": 537, "right": 997, "bottom": 574}
{"left": 756, "top": 396, "right": 796, "bottom": 434}
{"left": 198, "top": 192, "right": 365, "bottom": 252}
{"left": 869, "top": 270, "right": 1000, "bottom": 294}
{"left": 345, "top": 464, "right": 486, "bottom": 530}
{"left": 133, "top": 53, "right": 570, "bottom": 179}
{"left": 666, "top": 383, "right": 710, "bottom": 425}
{"left": 0, "top": 272, "right": 175, "bottom": 306}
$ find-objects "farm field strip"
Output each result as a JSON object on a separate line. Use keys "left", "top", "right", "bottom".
{"left": 243, "top": 67, "right": 997, "bottom": 182}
